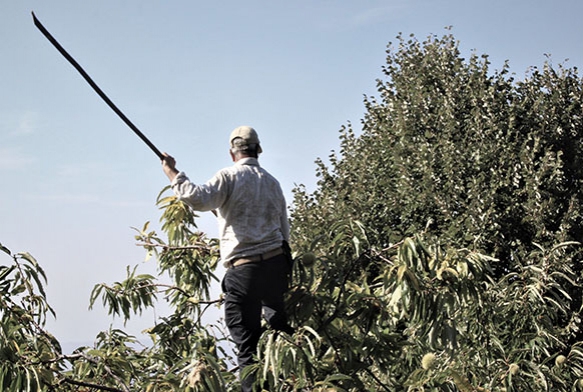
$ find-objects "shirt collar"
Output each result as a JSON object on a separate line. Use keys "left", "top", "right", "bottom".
{"left": 235, "top": 157, "right": 260, "bottom": 167}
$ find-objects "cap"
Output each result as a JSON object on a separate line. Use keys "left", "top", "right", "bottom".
{"left": 230, "top": 125, "right": 260, "bottom": 145}
{"left": 229, "top": 125, "right": 262, "bottom": 153}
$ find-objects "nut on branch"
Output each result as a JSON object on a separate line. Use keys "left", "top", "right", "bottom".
{"left": 421, "top": 353, "right": 436, "bottom": 370}
{"left": 301, "top": 252, "right": 317, "bottom": 267}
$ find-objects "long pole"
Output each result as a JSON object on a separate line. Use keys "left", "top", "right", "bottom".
{"left": 32, "top": 12, "right": 164, "bottom": 160}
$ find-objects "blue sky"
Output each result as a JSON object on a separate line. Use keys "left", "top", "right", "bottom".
{"left": 1, "top": 1, "right": 582, "bottom": 351}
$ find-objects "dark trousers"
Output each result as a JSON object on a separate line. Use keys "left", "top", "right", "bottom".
{"left": 221, "top": 253, "right": 294, "bottom": 391}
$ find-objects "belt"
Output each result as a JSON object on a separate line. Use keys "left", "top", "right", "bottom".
{"left": 229, "top": 247, "right": 284, "bottom": 268}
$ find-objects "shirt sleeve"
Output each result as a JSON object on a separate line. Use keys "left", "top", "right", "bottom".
{"left": 171, "top": 171, "right": 229, "bottom": 212}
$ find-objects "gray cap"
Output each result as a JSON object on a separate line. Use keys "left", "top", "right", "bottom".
{"left": 229, "top": 126, "right": 262, "bottom": 153}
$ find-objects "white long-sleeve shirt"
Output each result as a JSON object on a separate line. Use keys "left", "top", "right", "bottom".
{"left": 171, "top": 157, "right": 289, "bottom": 266}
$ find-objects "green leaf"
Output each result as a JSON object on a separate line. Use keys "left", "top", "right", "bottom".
{"left": 0, "top": 243, "right": 11, "bottom": 256}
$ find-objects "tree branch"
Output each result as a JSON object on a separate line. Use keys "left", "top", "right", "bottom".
{"left": 65, "top": 352, "right": 132, "bottom": 392}
{"left": 62, "top": 377, "right": 125, "bottom": 392}
{"left": 136, "top": 242, "right": 217, "bottom": 253}
{"left": 363, "top": 368, "right": 392, "bottom": 392}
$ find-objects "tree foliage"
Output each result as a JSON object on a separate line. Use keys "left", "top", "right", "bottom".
{"left": 1, "top": 191, "right": 236, "bottom": 392}
{"left": 286, "top": 31, "right": 583, "bottom": 391}
{"left": 294, "top": 32, "right": 583, "bottom": 268}
{"left": 2, "top": 31, "right": 583, "bottom": 391}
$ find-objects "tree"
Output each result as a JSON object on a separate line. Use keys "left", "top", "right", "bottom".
{"left": 284, "top": 31, "right": 583, "bottom": 391}
{"left": 0, "top": 245, "right": 59, "bottom": 391}
{"left": 2, "top": 30, "right": 583, "bottom": 391}
{"left": 294, "top": 32, "right": 583, "bottom": 268}
{"left": 1, "top": 192, "right": 235, "bottom": 392}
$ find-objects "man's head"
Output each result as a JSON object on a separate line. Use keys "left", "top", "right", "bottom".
{"left": 229, "top": 126, "right": 262, "bottom": 159}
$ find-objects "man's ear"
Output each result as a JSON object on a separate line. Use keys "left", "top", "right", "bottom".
{"left": 230, "top": 149, "right": 236, "bottom": 162}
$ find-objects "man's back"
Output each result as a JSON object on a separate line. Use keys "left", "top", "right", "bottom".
{"left": 215, "top": 157, "right": 288, "bottom": 264}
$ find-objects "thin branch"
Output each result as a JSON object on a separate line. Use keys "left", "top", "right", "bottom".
{"left": 363, "top": 368, "right": 392, "bottom": 392}
{"left": 67, "top": 352, "right": 132, "bottom": 392}
{"left": 104, "top": 282, "right": 223, "bottom": 306}
{"left": 136, "top": 242, "right": 217, "bottom": 253}
{"left": 196, "top": 297, "right": 224, "bottom": 324}
{"left": 140, "top": 282, "right": 189, "bottom": 297}
{"left": 62, "top": 377, "right": 125, "bottom": 392}
{"left": 101, "top": 282, "right": 188, "bottom": 298}
{"left": 370, "top": 240, "right": 404, "bottom": 264}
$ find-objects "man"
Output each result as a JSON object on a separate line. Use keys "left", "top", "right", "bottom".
{"left": 161, "top": 125, "right": 294, "bottom": 391}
